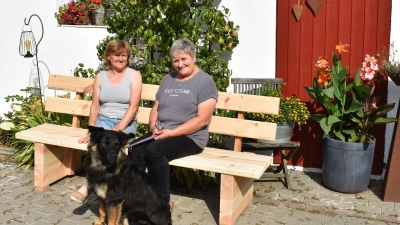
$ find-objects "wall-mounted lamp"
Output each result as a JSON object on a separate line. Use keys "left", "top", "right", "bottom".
{"left": 19, "top": 14, "right": 45, "bottom": 122}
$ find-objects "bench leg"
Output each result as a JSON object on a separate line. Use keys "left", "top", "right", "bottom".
{"left": 34, "top": 143, "right": 82, "bottom": 191}
{"left": 281, "top": 150, "right": 291, "bottom": 189}
{"left": 219, "top": 174, "right": 254, "bottom": 225}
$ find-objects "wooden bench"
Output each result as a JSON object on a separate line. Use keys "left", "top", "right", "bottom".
{"left": 231, "top": 78, "right": 300, "bottom": 189}
{"left": 16, "top": 74, "right": 280, "bottom": 225}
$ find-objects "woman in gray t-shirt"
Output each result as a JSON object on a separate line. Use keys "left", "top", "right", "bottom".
{"left": 129, "top": 38, "right": 218, "bottom": 212}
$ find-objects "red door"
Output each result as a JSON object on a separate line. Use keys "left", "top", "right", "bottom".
{"left": 276, "top": 0, "right": 392, "bottom": 174}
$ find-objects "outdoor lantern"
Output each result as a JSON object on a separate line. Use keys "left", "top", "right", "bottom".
{"left": 19, "top": 28, "right": 37, "bottom": 58}
{"left": 19, "top": 14, "right": 45, "bottom": 122}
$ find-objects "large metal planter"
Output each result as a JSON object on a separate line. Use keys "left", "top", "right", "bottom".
{"left": 322, "top": 136, "right": 375, "bottom": 193}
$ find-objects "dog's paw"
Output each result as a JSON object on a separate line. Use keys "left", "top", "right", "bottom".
{"left": 93, "top": 220, "right": 106, "bottom": 225}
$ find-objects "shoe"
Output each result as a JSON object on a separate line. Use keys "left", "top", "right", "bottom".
{"left": 169, "top": 201, "right": 174, "bottom": 213}
{"left": 70, "top": 190, "right": 88, "bottom": 204}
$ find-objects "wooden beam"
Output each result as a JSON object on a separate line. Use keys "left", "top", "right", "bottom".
{"left": 383, "top": 98, "right": 400, "bottom": 203}
{"left": 219, "top": 174, "right": 254, "bottom": 225}
{"left": 34, "top": 143, "right": 80, "bottom": 191}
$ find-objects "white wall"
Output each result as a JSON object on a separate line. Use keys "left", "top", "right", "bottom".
{"left": 218, "top": 0, "right": 277, "bottom": 85}
{"left": 384, "top": 1, "right": 400, "bottom": 177}
{"left": 0, "top": 0, "right": 276, "bottom": 116}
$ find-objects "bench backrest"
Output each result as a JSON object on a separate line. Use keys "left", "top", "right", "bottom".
{"left": 46, "top": 74, "right": 280, "bottom": 151}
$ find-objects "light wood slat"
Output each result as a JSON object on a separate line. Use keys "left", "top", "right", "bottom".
{"left": 188, "top": 150, "right": 268, "bottom": 169}
{"left": 138, "top": 109, "right": 277, "bottom": 141}
{"left": 216, "top": 92, "right": 279, "bottom": 115}
{"left": 29, "top": 125, "right": 87, "bottom": 139}
{"left": 209, "top": 116, "right": 277, "bottom": 141}
{"left": 136, "top": 107, "right": 151, "bottom": 124}
{"left": 170, "top": 151, "right": 272, "bottom": 179}
{"left": 47, "top": 75, "right": 279, "bottom": 115}
{"left": 16, "top": 124, "right": 272, "bottom": 178}
{"left": 203, "top": 147, "right": 271, "bottom": 163}
{"left": 36, "top": 123, "right": 88, "bottom": 134}
{"left": 45, "top": 97, "right": 91, "bottom": 116}
{"left": 44, "top": 96, "right": 277, "bottom": 141}
{"left": 16, "top": 129, "right": 88, "bottom": 151}
{"left": 48, "top": 74, "right": 94, "bottom": 93}
{"left": 141, "top": 84, "right": 158, "bottom": 101}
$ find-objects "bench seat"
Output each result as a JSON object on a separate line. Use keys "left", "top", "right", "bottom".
{"left": 16, "top": 123, "right": 272, "bottom": 179}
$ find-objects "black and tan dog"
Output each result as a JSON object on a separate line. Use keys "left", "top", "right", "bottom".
{"left": 84, "top": 126, "right": 172, "bottom": 225}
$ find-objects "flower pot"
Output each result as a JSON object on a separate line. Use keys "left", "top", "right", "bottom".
{"left": 387, "top": 72, "right": 400, "bottom": 86}
{"left": 91, "top": 8, "right": 105, "bottom": 25}
{"left": 258, "top": 122, "right": 294, "bottom": 143}
{"left": 79, "top": 16, "right": 90, "bottom": 25}
{"left": 322, "top": 136, "right": 375, "bottom": 193}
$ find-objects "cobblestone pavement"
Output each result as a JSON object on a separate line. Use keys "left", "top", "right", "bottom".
{"left": 1, "top": 157, "right": 400, "bottom": 225}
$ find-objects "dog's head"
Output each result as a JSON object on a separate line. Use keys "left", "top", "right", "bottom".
{"left": 87, "top": 126, "right": 135, "bottom": 168}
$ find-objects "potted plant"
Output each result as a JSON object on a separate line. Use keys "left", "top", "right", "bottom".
{"left": 245, "top": 83, "right": 310, "bottom": 143}
{"left": 382, "top": 42, "right": 400, "bottom": 86}
{"left": 89, "top": 0, "right": 106, "bottom": 25}
{"left": 304, "top": 43, "right": 398, "bottom": 193}
{"left": 55, "top": 1, "right": 90, "bottom": 25}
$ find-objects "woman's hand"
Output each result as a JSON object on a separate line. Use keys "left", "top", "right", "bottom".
{"left": 78, "top": 134, "right": 90, "bottom": 144}
{"left": 154, "top": 129, "right": 174, "bottom": 140}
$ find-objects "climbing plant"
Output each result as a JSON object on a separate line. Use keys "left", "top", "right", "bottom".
{"left": 102, "top": 0, "right": 239, "bottom": 91}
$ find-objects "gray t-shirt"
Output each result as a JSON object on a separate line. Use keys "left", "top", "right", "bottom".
{"left": 99, "top": 68, "right": 133, "bottom": 119}
{"left": 156, "top": 70, "right": 218, "bottom": 149}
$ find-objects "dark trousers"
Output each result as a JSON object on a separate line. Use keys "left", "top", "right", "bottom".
{"left": 129, "top": 132, "right": 203, "bottom": 201}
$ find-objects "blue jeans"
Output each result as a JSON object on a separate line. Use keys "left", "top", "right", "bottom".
{"left": 95, "top": 115, "right": 137, "bottom": 134}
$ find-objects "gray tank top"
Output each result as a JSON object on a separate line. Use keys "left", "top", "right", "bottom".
{"left": 99, "top": 68, "right": 132, "bottom": 119}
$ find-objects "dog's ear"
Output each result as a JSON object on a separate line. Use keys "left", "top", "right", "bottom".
{"left": 88, "top": 126, "right": 105, "bottom": 143}
{"left": 88, "top": 126, "right": 105, "bottom": 135}
{"left": 120, "top": 132, "right": 136, "bottom": 146}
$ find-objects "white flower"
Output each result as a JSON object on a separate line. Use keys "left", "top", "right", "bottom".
{"left": 0, "top": 121, "right": 15, "bottom": 131}
{"left": 11, "top": 103, "right": 22, "bottom": 112}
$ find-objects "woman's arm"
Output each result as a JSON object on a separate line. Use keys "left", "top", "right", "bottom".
{"left": 149, "top": 100, "right": 159, "bottom": 133}
{"left": 154, "top": 98, "right": 217, "bottom": 140}
{"left": 112, "top": 70, "right": 143, "bottom": 131}
{"left": 78, "top": 73, "right": 101, "bottom": 143}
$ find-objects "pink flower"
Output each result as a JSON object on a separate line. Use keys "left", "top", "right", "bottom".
{"left": 360, "top": 54, "right": 379, "bottom": 82}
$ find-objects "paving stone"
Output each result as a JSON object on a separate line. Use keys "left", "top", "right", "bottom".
{"left": 55, "top": 219, "right": 80, "bottom": 225}
{"left": 2, "top": 161, "right": 400, "bottom": 225}
{"left": 354, "top": 204, "right": 382, "bottom": 214}
{"left": 13, "top": 203, "right": 42, "bottom": 216}
{"left": 2, "top": 212, "right": 24, "bottom": 224}
{"left": 381, "top": 208, "right": 400, "bottom": 217}
{"left": 330, "top": 201, "right": 356, "bottom": 210}
{"left": 39, "top": 210, "right": 71, "bottom": 224}
{"left": 369, "top": 199, "right": 396, "bottom": 209}
{"left": 17, "top": 211, "right": 47, "bottom": 224}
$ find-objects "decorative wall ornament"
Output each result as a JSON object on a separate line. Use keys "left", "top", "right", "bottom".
{"left": 307, "top": 0, "right": 324, "bottom": 17}
{"left": 293, "top": 0, "right": 304, "bottom": 22}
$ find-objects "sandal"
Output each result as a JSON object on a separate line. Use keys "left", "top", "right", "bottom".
{"left": 169, "top": 201, "right": 174, "bottom": 213}
{"left": 70, "top": 190, "right": 88, "bottom": 204}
